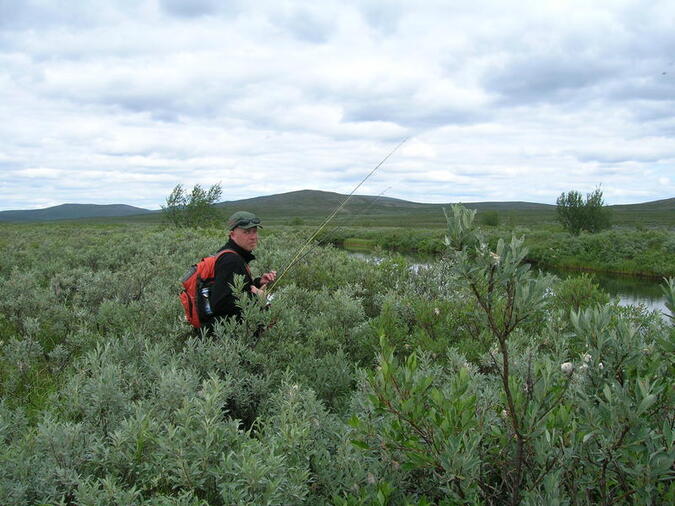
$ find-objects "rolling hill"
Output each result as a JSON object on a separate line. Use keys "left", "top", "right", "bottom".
{"left": 0, "top": 191, "right": 672, "bottom": 227}
{"left": 211, "top": 190, "right": 559, "bottom": 227}
{"left": 0, "top": 204, "right": 154, "bottom": 222}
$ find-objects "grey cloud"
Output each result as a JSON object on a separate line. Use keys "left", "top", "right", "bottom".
{"left": 569, "top": 133, "right": 675, "bottom": 164}
{"left": 452, "top": 170, "right": 497, "bottom": 179}
{"left": 0, "top": 1, "right": 32, "bottom": 29}
{"left": 618, "top": 2, "right": 675, "bottom": 59}
{"left": 655, "top": 122, "right": 675, "bottom": 138}
{"left": 630, "top": 100, "right": 675, "bottom": 122}
{"left": 159, "top": 0, "right": 240, "bottom": 18}
{"left": 404, "top": 178, "right": 468, "bottom": 186}
{"left": 279, "top": 8, "right": 334, "bottom": 44}
{"left": 0, "top": 1, "right": 140, "bottom": 31}
{"left": 0, "top": 1, "right": 81, "bottom": 29}
{"left": 97, "top": 92, "right": 198, "bottom": 121}
{"left": 150, "top": 110, "right": 181, "bottom": 123}
{"left": 608, "top": 76, "right": 675, "bottom": 102}
{"left": 355, "top": 0, "right": 406, "bottom": 34}
{"left": 483, "top": 54, "right": 619, "bottom": 104}
{"left": 39, "top": 72, "right": 241, "bottom": 122}
{"left": 581, "top": 166, "right": 631, "bottom": 177}
{"left": 331, "top": 171, "right": 370, "bottom": 184}
{"left": 0, "top": 160, "right": 25, "bottom": 177}
{"left": 573, "top": 151, "right": 673, "bottom": 164}
{"left": 481, "top": 6, "right": 675, "bottom": 110}
{"left": 343, "top": 99, "right": 486, "bottom": 129}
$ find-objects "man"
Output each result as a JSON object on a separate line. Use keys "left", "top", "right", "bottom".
{"left": 205, "top": 211, "right": 276, "bottom": 327}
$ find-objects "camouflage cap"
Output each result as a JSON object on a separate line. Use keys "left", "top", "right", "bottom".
{"left": 227, "top": 211, "right": 263, "bottom": 230}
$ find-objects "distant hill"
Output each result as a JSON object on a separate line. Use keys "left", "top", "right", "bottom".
{"left": 606, "top": 197, "right": 675, "bottom": 227}
{"left": 208, "top": 190, "right": 559, "bottom": 227}
{"left": 0, "top": 204, "right": 154, "bottom": 222}
{"left": 609, "top": 197, "right": 675, "bottom": 212}
{"left": 217, "top": 189, "right": 430, "bottom": 212}
{"left": 216, "top": 189, "right": 554, "bottom": 215}
{"left": 0, "top": 191, "right": 671, "bottom": 228}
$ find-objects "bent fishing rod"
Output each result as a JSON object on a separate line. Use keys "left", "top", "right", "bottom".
{"left": 268, "top": 138, "right": 407, "bottom": 294}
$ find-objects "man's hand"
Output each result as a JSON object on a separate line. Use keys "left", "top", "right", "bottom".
{"left": 250, "top": 285, "right": 265, "bottom": 298}
{"left": 259, "top": 270, "right": 277, "bottom": 286}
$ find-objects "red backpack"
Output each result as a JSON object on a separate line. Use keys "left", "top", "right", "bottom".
{"left": 180, "top": 249, "right": 246, "bottom": 328}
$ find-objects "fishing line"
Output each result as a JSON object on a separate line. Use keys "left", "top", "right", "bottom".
{"left": 268, "top": 138, "right": 407, "bottom": 293}
{"left": 289, "top": 186, "right": 392, "bottom": 268}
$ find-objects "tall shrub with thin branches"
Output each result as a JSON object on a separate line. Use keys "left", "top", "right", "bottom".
{"left": 556, "top": 187, "right": 611, "bottom": 235}
{"left": 162, "top": 183, "right": 223, "bottom": 228}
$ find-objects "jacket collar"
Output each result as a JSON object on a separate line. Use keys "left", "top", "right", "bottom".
{"left": 222, "top": 238, "right": 256, "bottom": 263}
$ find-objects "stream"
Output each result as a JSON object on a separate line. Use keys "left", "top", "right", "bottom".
{"left": 344, "top": 248, "right": 670, "bottom": 319}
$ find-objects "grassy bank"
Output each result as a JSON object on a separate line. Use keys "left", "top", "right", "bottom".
{"left": 289, "top": 224, "right": 675, "bottom": 278}
{"left": 525, "top": 228, "right": 675, "bottom": 278}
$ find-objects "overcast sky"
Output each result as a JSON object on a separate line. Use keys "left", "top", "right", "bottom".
{"left": 1, "top": 0, "right": 674, "bottom": 211}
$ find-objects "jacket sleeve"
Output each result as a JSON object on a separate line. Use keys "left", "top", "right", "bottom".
{"left": 210, "top": 253, "right": 252, "bottom": 319}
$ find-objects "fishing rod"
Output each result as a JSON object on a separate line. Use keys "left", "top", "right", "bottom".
{"left": 289, "top": 186, "right": 392, "bottom": 268}
{"left": 268, "top": 138, "right": 407, "bottom": 293}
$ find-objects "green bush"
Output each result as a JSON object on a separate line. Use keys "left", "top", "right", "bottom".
{"left": 478, "top": 210, "right": 500, "bottom": 227}
{"left": 551, "top": 273, "right": 611, "bottom": 312}
{"left": 557, "top": 188, "right": 612, "bottom": 235}
{"left": 162, "top": 183, "right": 223, "bottom": 229}
{"left": 0, "top": 220, "right": 672, "bottom": 504}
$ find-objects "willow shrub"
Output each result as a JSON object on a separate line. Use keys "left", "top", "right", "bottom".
{"left": 0, "top": 219, "right": 673, "bottom": 504}
{"left": 349, "top": 206, "right": 674, "bottom": 505}
{"left": 550, "top": 273, "right": 611, "bottom": 312}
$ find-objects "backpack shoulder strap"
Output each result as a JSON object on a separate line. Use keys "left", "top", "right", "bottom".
{"left": 213, "top": 248, "right": 251, "bottom": 276}
{"left": 213, "top": 248, "right": 239, "bottom": 263}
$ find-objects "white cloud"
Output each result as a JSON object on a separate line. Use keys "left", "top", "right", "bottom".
{"left": 0, "top": 0, "right": 674, "bottom": 211}
{"left": 14, "top": 167, "right": 64, "bottom": 178}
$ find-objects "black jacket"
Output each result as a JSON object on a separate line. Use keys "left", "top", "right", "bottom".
{"left": 208, "top": 239, "right": 262, "bottom": 322}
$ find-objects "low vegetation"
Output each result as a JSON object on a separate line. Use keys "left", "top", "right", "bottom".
{"left": 306, "top": 224, "right": 675, "bottom": 278}
{"left": 0, "top": 210, "right": 673, "bottom": 504}
{"left": 525, "top": 227, "right": 675, "bottom": 277}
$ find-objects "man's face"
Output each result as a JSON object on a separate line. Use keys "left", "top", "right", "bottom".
{"left": 230, "top": 227, "right": 259, "bottom": 252}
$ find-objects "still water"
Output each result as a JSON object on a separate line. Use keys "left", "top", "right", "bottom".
{"left": 345, "top": 248, "right": 670, "bottom": 319}
{"left": 540, "top": 266, "right": 669, "bottom": 317}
